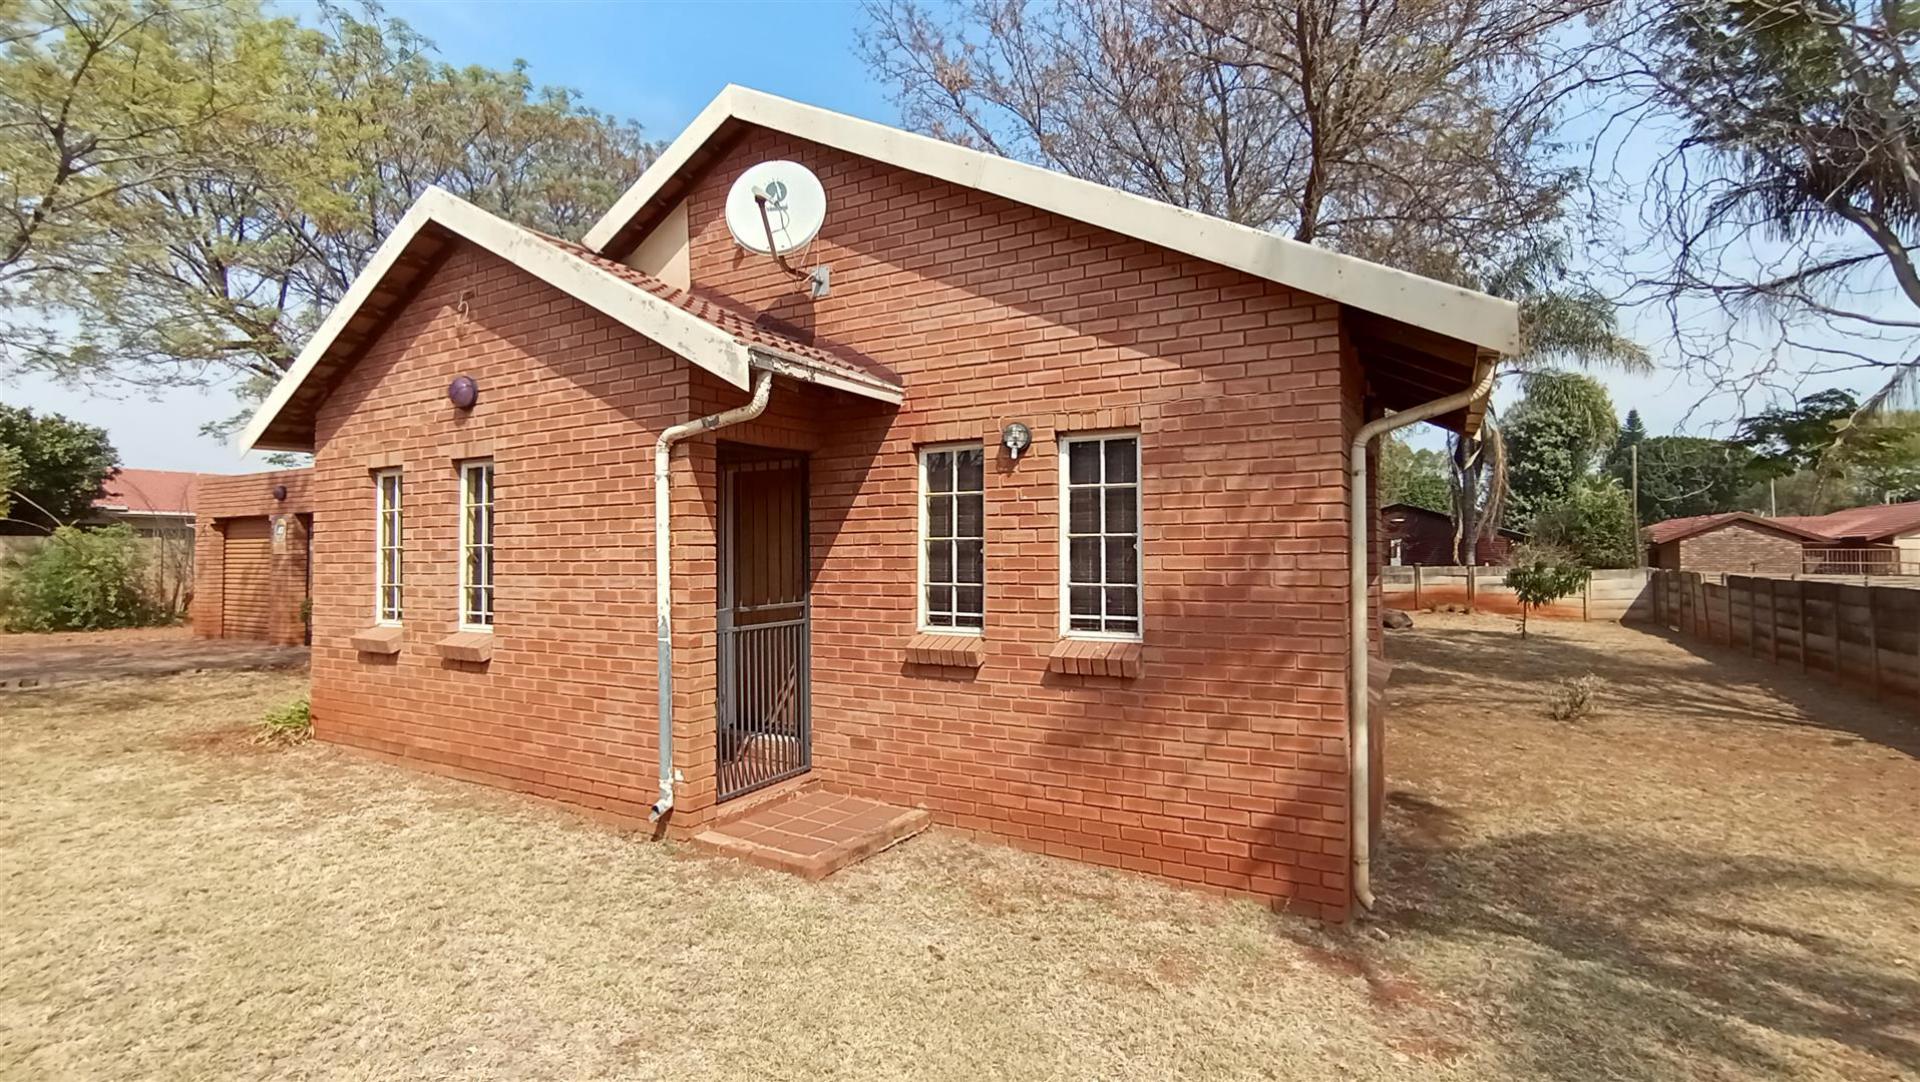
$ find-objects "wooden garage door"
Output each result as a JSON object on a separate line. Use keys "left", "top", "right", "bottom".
{"left": 221, "top": 517, "right": 273, "bottom": 640}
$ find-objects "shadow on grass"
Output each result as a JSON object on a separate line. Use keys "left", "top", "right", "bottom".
{"left": 1387, "top": 623, "right": 1920, "bottom": 760}
{"left": 1380, "top": 805, "right": 1920, "bottom": 1079}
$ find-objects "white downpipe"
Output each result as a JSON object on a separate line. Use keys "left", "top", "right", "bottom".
{"left": 1349, "top": 367, "right": 1496, "bottom": 910}
{"left": 651, "top": 371, "right": 775, "bottom": 823}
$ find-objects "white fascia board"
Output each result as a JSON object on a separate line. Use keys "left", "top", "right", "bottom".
{"left": 747, "top": 348, "right": 904, "bottom": 406}
{"left": 239, "top": 186, "right": 752, "bottom": 454}
{"left": 583, "top": 86, "right": 1521, "bottom": 357}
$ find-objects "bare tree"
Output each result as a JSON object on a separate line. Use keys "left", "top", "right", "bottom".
{"left": 859, "top": 0, "right": 1609, "bottom": 290}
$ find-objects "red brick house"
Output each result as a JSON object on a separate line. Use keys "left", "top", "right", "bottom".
{"left": 1644, "top": 512, "right": 1830, "bottom": 574}
{"left": 1381, "top": 503, "right": 1518, "bottom": 566}
{"left": 238, "top": 86, "right": 1517, "bottom": 920}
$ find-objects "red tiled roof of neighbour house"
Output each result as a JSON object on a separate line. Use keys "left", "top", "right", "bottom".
{"left": 93, "top": 469, "right": 200, "bottom": 516}
{"left": 533, "top": 232, "right": 904, "bottom": 397}
{"left": 1643, "top": 511, "right": 1835, "bottom": 545}
{"left": 1777, "top": 501, "right": 1920, "bottom": 542}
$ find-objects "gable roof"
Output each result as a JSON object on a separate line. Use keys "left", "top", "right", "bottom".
{"left": 1644, "top": 512, "right": 1834, "bottom": 546}
{"left": 1777, "top": 501, "right": 1920, "bottom": 543}
{"left": 583, "top": 86, "right": 1513, "bottom": 434}
{"left": 238, "top": 188, "right": 902, "bottom": 453}
{"left": 94, "top": 469, "right": 199, "bottom": 517}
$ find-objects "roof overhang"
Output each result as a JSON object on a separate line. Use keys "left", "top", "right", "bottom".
{"left": 239, "top": 188, "right": 902, "bottom": 454}
{"left": 584, "top": 85, "right": 1523, "bottom": 373}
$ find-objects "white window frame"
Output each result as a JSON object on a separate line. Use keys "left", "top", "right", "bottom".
{"left": 459, "top": 459, "right": 494, "bottom": 632}
{"left": 374, "top": 468, "right": 403, "bottom": 624}
{"left": 917, "top": 441, "right": 986, "bottom": 634}
{"left": 1058, "top": 431, "right": 1143, "bottom": 641}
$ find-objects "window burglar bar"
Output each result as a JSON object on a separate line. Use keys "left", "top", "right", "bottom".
{"left": 460, "top": 460, "right": 494, "bottom": 629}
{"left": 376, "top": 469, "right": 402, "bottom": 622}
{"left": 1063, "top": 433, "right": 1141, "bottom": 637}
{"left": 921, "top": 444, "right": 985, "bottom": 629}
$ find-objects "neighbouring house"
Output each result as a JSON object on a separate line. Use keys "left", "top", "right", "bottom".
{"left": 190, "top": 469, "right": 313, "bottom": 644}
{"left": 87, "top": 468, "right": 200, "bottom": 537}
{"left": 1381, "top": 502, "right": 1518, "bottom": 566}
{"left": 1644, "top": 512, "right": 1829, "bottom": 575}
{"left": 1779, "top": 502, "right": 1920, "bottom": 573}
{"left": 235, "top": 85, "right": 1518, "bottom": 920}
{"left": 1646, "top": 502, "right": 1920, "bottom": 576}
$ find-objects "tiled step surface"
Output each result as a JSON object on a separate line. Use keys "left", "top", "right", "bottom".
{"left": 694, "top": 789, "right": 930, "bottom": 880}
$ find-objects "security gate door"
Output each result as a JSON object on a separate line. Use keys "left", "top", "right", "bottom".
{"left": 716, "top": 449, "right": 810, "bottom": 800}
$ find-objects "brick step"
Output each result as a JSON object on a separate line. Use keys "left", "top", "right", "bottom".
{"left": 693, "top": 790, "right": 931, "bottom": 880}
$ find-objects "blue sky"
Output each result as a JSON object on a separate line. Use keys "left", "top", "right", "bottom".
{"left": 0, "top": 0, "right": 1871, "bottom": 470}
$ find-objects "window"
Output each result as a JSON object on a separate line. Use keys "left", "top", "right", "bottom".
{"left": 375, "top": 469, "right": 402, "bottom": 623}
{"left": 919, "top": 443, "right": 984, "bottom": 630}
{"left": 1061, "top": 433, "right": 1140, "bottom": 638}
{"left": 459, "top": 460, "right": 494, "bottom": 630}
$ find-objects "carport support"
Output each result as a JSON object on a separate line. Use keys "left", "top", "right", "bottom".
{"left": 1349, "top": 366, "right": 1496, "bottom": 913}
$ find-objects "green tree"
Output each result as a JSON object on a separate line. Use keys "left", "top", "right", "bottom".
{"left": 1531, "top": 476, "right": 1637, "bottom": 569}
{"left": 0, "top": 445, "right": 21, "bottom": 520}
{"left": 1613, "top": 435, "right": 1755, "bottom": 520}
{"left": 1380, "top": 434, "right": 1451, "bottom": 513}
{"left": 3, "top": 0, "right": 659, "bottom": 410}
{"left": 1504, "top": 558, "right": 1591, "bottom": 638}
{"left": 0, "top": 405, "right": 119, "bottom": 533}
{"left": 1502, "top": 371, "right": 1619, "bottom": 528}
{"left": 1613, "top": 0, "right": 1920, "bottom": 430}
{"left": 1611, "top": 408, "right": 1647, "bottom": 465}
{"left": 0, "top": 0, "right": 261, "bottom": 363}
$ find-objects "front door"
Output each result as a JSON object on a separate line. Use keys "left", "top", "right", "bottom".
{"left": 716, "top": 447, "right": 810, "bottom": 801}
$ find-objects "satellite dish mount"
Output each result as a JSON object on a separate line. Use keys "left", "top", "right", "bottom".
{"left": 726, "top": 161, "right": 832, "bottom": 299}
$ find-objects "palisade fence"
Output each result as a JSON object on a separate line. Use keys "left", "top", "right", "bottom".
{"left": 1382, "top": 566, "right": 1653, "bottom": 623}
{"left": 1650, "top": 569, "right": 1920, "bottom": 715}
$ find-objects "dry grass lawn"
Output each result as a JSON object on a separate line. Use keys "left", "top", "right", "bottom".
{"left": 1, "top": 614, "right": 1916, "bottom": 1080}
{"left": 1382, "top": 613, "right": 1920, "bottom": 1082}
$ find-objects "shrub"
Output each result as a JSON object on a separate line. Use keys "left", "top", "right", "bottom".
{"left": 0, "top": 525, "right": 167, "bottom": 632}
{"left": 255, "top": 697, "right": 312, "bottom": 747}
{"left": 1546, "top": 674, "right": 1600, "bottom": 722}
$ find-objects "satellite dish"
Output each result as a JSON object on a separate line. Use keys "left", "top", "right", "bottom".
{"left": 725, "top": 161, "right": 827, "bottom": 256}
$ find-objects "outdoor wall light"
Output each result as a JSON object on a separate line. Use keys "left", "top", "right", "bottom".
{"left": 1002, "top": 422, "right": 1032, "bottom": 461}
{"left": 272, "top": 484, "right": 288, "bottom": 502}
{"left": 448, "top": 375, "right": 479, "bottom": 410}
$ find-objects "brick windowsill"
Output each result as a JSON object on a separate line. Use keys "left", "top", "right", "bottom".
{"left": 904, "top": 632, "right": 984, "bottom": 669}
{"left": 434, "top": 631, "right": 494, "bottom": 664}
{"left": 350, "top": 625, "right": 403, "bottom": 655}
{"left": 1047, "top": 638, "right": 1142, "bottom": 679}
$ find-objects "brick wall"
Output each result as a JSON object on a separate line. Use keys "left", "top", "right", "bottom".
{"left": 674, "top": 126, "right": 1362, "bottom": 918}
{"left": 1666, "top": 521, "right": 1804, "bottom": 575}
{"left": 301, "top": 124, "right": 1380, "bottom": 920}
{"left": 191, "top": 468, "right": 312, "bottom": 643}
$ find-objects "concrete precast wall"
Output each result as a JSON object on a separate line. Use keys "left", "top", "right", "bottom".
{"left": 1650, "top": 569, "right": 1920, "bottom": 717}
{"left": 1382, "top": 566, "right": 1653, "bottom": 623}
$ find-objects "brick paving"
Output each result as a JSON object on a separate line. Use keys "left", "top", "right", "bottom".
{"left": 0, "top": 627, "right": 307, "bottom": 690}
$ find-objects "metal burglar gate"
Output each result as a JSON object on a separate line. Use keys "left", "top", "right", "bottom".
{"left": 716, "top": 448, "right": 811, "bottom": 801}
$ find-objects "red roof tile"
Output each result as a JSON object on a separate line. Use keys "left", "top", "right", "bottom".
{"left": 535, "top": 233, "right": 903, "bottom": 396}
{"left": 1777, "top": 502, "right": 1920, "bottom": 542}
{"left": 1643, "top": 512, "right": 1833, "bottom": 545}
{"left": 93, "top": 469, "right": 200, "bottom": 516}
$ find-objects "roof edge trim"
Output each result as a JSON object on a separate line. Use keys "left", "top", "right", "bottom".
{"left": 238, "top": 187, "right": 754, "bottom": 454}
{"left": 583, "top": 85, "right": 1521, "bottom": 356}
